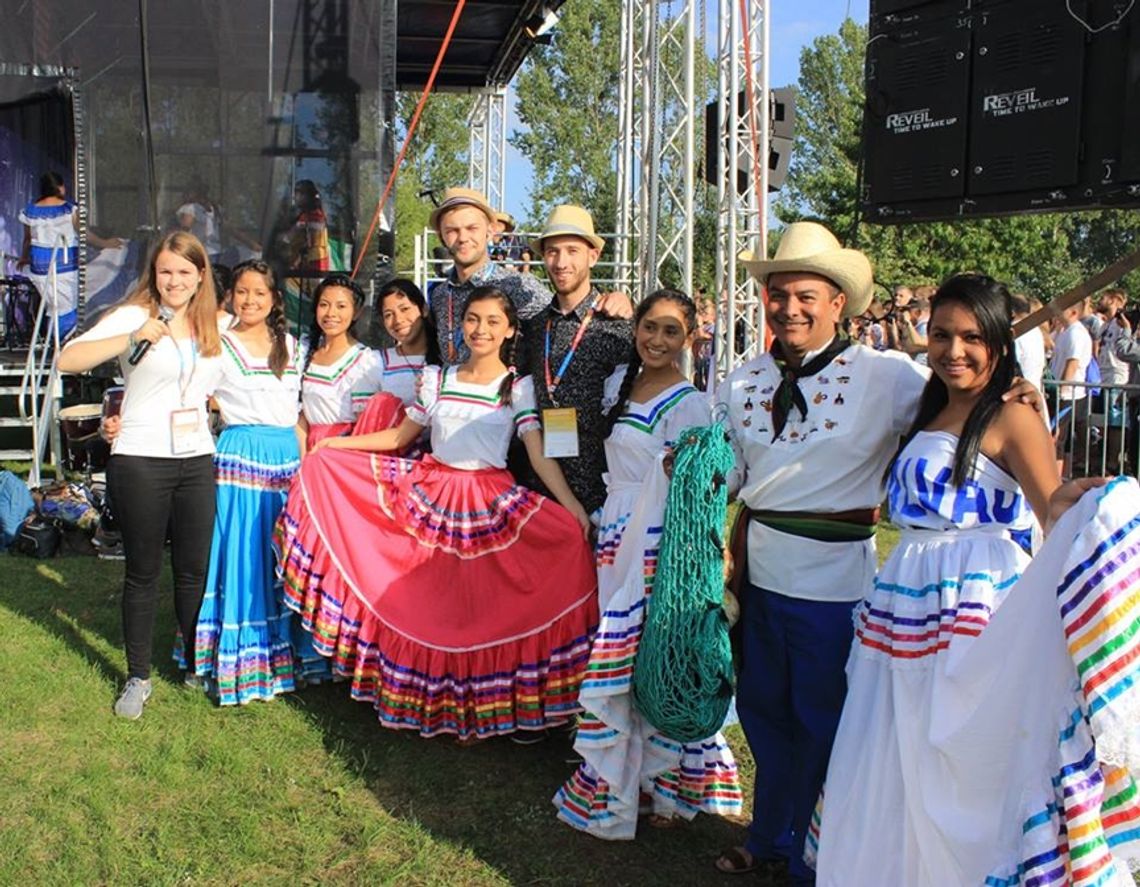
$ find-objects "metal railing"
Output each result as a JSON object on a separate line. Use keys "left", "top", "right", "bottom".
{"left": 1044, "top": 379, "right": 1139, "bottom": 480}
{"left": 17, "top": 247, "right": 65, "bottom": 487}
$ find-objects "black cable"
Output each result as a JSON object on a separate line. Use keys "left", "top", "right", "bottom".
{"left": 137, "top": 0, "right": 159, "bottom": 236}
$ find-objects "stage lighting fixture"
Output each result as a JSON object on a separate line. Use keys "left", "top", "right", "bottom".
{"left": 525, "top": 6, "right": 561, "bottom": 39}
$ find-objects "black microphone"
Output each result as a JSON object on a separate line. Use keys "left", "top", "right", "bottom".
{"left": 128, "top": 305, "right": 175, "bottom": 366}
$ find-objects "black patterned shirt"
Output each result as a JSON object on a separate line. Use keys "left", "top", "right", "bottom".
{"left": 429, "top": 260, "right": 551, "bottom": 366}
{"left": 519, "top": 288, "right": 634, "bottom": 514}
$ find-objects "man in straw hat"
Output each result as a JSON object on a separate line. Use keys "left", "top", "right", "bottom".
{"left": 518, "top": 204, "right": 632, "bottom": 517}
{"left": 428, "top": 187, "right": 631, "bottom": 367}
{"left": 714, "top": 222, "right": 1044, "bottom": 882}
{"left": 428, "top": 187, "right": 551, "bottom": 365}
{"left": 713, "top": 221, "right": 930, "bottom": 882}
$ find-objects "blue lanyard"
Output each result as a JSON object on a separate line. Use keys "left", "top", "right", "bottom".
{"left": 174, "top": 337, "right": 198, "bottom": 407}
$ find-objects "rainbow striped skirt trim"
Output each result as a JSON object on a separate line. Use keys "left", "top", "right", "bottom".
{"left": 194, "top": 425, "right": 300, "bottom": 706}
{"left": 273, "top": 447, "right": 598, "bottom": 738}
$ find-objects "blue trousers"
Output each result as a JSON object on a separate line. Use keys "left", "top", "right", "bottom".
{"left": 737, "top": 584, "right": 857, "bottom": 884}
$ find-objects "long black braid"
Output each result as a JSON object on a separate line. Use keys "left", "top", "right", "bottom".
{"left": 497, "top": 330, "right": 521, "bottom": 407}
{"left": 603, "top": 288, "right": 697, "bottom": 438}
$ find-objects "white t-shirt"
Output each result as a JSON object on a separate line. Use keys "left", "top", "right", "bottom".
{"left": 64, "top": 304, "right": 223, "bottom": 458}
{"left": 406, "top": 366, "right": 540, "bottom": 470}
{"left": 214, "top": 331, "right": 301, "bottom": 428}
{"left": 177, "top": 202, "right": 221, "bottom": 256}
{"left": 1015, "top": 325, "right": 1047, "bottom": 394}
{"left": 1050, "top": 322, "right": 1093, "bottom": 402}
{"left": 300, "top": 343, "right": 382, "bottom": 426}
{"left": 717, "top": 342, "right": 929, "bottom": 602}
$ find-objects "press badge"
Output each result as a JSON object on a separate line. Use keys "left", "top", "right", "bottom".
{"left": 542, "top": 407, "right": 580, "bottom": 458}
{"left": 170, "top": 408, "right": 201, "bottom": 455}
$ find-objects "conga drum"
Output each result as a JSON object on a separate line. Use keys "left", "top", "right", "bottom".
{"left": 58, "top": 404, "right": 109, "bottom": 473}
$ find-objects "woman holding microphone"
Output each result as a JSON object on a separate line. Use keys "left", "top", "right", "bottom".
{"left": 59, "top": 231, "right": 223, "bottom": 719}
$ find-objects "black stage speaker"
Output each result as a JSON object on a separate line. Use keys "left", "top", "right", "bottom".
{"left": 703, "top": 88, "right": 796, "bottom": 193}
{"left": 863, "top": 0, "right": 1140, "bottom": 223}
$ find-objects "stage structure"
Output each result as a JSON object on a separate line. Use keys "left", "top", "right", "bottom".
{"left": 468, "top": 87, "right": 509, "bottom": 216}
{"left": 0, "top": 0, "right": 552, "bottom": 478}
{"left": 0, "top": 0, "right": 551, "bottom": 326}
{"left": 616, "top": 0, "right": 770, "bottom": 378}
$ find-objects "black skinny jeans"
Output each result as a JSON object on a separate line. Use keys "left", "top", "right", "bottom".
{"left": 106, "top": 453, "right": 215, "bottom": 680}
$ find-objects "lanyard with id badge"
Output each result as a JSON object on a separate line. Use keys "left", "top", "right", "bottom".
{"left": 542, "top": 296, "right": 598, "bottom": 459}
{"left": 170, "top": 337, "right": 201, "bottom": 455}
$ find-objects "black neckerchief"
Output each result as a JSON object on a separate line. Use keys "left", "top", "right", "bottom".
{"left": 769, "top": 334, "right": 850, "bottom": 442}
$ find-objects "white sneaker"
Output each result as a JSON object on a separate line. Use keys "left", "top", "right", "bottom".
{"left": 113, "top": 677, "right": 152, "bottom": 719}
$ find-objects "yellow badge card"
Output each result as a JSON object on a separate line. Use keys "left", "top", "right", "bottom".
{"left": 170, "top": 408, "right": 201, "bottom": 455}
{"left": 542, "top": 407, "right": 580, "bottom": 458}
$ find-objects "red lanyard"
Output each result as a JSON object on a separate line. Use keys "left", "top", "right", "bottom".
{"left": 544, "top": 296, "right": 598, "bottom": 400}
{"left": 447, "top": 294, "right": 456, "bottom": 362}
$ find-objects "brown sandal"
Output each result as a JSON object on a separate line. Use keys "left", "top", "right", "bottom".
{"left": 714, "top": 846, "right": 756, "bottom": 875}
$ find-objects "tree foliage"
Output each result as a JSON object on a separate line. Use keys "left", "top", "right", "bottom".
{"left": 778, "top": 19, "right": 1140, "bottom": 300}
{"left": 392, "top": 91, "right": 474, "bottom": 271}
{"left": 510, "top": 0, "right": 623, "bottom": 232}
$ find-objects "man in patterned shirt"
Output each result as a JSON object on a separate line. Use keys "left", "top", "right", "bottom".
{"left": 518, "top": 205, "right": 633, "bottom": 516}
{"left": 428, "top": 187, "right": 551, "bottom": 365}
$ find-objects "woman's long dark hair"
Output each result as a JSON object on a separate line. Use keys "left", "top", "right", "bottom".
{"left": 232, "top": 260, "right": 289, "bottom": 379}
{"left": 302, "top": 273, "right": 366, "bottom": 376}
{"left": 40, "top": 171, "right": 65, "bottom": 199}
{"left": 889, "top": 272, "right": 1019, "bottom": 487}
{"left": 379, "top": 277, "right": 442, "bottom": 366}
{"left": 462, "top": 285, "right": 520, "bottom": 406}
{"left": 603, "top": 288, "right": 697, "bottom": 438}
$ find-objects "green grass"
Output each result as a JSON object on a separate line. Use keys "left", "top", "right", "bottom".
{"left": 0, "top": 553, "right": 766, "bottom": 887}
{"left": 0, "top": 523, "right": 910, "bottom": 885}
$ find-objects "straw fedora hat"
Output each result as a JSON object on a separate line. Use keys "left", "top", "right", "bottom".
{"left": 494, "top": 210, "right": 516, "bottom": 233}
{"left": 739, "top": 221, "right": 874, "bottom": 318}
{"left": 530, "top": 204, "right": 605, "bottom": 253}
{"left": 430, "top": 186, "right": 496, "bottom": 230}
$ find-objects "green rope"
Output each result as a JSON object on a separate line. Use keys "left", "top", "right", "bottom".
{"left": 633, "top": 423, "right": 737, "bottom": 743}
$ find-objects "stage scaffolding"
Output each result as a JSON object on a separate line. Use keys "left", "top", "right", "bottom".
{"left": 468, "top": 87, "right": 509, "bottom": 216}
{"left": 615, "top": 0, "right": 769, "bottom": 379}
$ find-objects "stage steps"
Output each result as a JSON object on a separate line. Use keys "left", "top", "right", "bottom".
{"left": 0, "top": 351, "right": 39, "bottom": 463}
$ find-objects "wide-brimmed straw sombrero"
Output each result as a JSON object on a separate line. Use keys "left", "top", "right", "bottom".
{"left": 739, "top": 221, "right": 874, "bottom": 318}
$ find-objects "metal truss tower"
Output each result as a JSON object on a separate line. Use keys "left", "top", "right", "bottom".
{"left": 468, "top": 87, "right": 508, "bottom": 212}
{"left": 615, "top": 0, "right": 699, "bottom": 303}
{"left": 714, "top": 0, "right": 769, "bottom": 375}
{"left": 616, "top": 0, "right": 770, "bottom": 379}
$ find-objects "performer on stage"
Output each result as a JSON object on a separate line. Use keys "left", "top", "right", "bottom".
{"left": 810, "top": 273, "right": 1140, "bottom": 885}
{"left": 19, "top": 171, "right": 123, "bottom": 337}
{"left": 274, "top": 284, "right": 598, "bottom": 740}
{"left": 554, "top": 289, "right": 742, "bottom": 838}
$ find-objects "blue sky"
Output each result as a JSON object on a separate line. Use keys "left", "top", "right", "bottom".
{"left": 501, "top": 0, "right": 868, "bottom": 223}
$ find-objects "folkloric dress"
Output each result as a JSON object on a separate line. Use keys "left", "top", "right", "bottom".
{"left": 190, "top": 331, "right": 302, "bottom": 705}
{"left": 352, "top": 346, "right": 429, "bottom": 450}
{"left": 275, "top": 366, "right": 598, "bottom": 739}
{"left": 301, "top": 342, "right": 382, "bottom": 447}
{"left": 19, "top": 200, "right": 79, "bottom": 336}
{"left": 811, "top": 432, "right": 1140, "bottom": 885}
{"left": 554, "top": 369, "right": 743, "bottom": 838}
